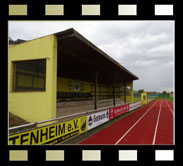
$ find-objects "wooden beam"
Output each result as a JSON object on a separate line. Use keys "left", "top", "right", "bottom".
{"left": 113, "top": 79, "right": 116, "bottom": 106}
{"left": 94, "top": 72, "right": 99, "bottom": 110}
{"left": 124, "top": 82, "right": 126, "bottom": 104}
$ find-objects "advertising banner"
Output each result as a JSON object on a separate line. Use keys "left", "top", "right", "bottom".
{"left": 109, "top": 104, "right": 129, "bottom": 120}
{"left": 9, "top": 116, "right": 88, "bottom": 145}
{"left": 129, "top": 102, "right": 141, "bottom": 111}
{"left": 88, "top": 110, "right": 109, "bottom": 130}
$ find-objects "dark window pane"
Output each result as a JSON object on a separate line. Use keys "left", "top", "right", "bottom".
{"left": 13, "top": 59, "right": 46, "bottom": 92}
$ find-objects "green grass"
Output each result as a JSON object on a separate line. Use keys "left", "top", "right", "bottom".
{"left": 133, "top": 96, "right": 141, "bottom": 102}
{"left": 155, "top": 96, "right": 173, "bottom": 103}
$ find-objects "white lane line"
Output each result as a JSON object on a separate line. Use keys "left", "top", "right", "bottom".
{"left": 165, "top": 100, "right": 174, "bottom": 145}
{"left": 165, "top": 100, "right": 174, "bottom": 116}
{"left": 115, "top": 101, "right": 158, "bottom": 145}
{"left": 152, "top": 100, "right": 162, "bottom": 145}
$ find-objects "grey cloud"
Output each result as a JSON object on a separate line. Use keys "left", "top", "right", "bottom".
{"left": 9, "top": 21, "right": 174, "bottom": 92}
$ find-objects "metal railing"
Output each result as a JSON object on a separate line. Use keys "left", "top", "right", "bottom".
{"left": 9, "top": 101, "right": 138, "bottom": 134}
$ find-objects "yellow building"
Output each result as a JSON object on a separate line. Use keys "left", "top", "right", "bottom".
{"left": 9, "top": 28, "right": 139, "bottom": 123}
{"left": 141, "top": 92, "right": 148, "bottom": 105}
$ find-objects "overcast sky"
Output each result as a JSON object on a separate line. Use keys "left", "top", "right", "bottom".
{"left": 9, "top": 21, "right": 174, "bottom": 92}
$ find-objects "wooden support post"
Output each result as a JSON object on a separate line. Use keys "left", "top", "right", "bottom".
{"left": 113, "top": 79, "right": 116, "bottom": 106}
{"left": 131, "top": 82, "right": 133, "bottom": 103}
{"left": 94, "top": 72, "right": 98, "bottom": 110}
{"left": 124, "top": 82, "right": 126, "bottom": 104}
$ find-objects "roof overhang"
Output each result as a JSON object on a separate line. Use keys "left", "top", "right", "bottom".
{"left": 55, "top": 28, "right": 138, "bottom": 85}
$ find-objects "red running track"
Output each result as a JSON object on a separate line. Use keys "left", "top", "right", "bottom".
{"left": 79, "top": 100, "right": 174, "bottom": 145}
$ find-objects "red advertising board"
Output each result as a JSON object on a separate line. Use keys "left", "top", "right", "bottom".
{"left": 109, "top": 104, "right": 129, "bottom": 120}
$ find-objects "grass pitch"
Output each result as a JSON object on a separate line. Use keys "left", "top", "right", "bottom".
{"left": 155, "top": 96, "right": 173, "bottom": 103}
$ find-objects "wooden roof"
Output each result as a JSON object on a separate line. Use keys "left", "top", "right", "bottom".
{"left": 55, "top": 28, "right": 138, "bottom": 85}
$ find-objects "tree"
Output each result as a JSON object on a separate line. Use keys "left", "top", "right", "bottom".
{"left": 138, "top": 89, "right": 144, "bottom": 93}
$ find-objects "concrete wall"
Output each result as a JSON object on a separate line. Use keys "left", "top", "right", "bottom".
{"left": 9, "top": 35, "right": 57, "bottom": 123}
{"left": 141, "top": 92, "right": 148, "bottom": 105}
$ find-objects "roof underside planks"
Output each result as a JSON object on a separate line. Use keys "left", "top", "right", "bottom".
{"left": 56, "top": 28, "right": 138, "bottom": 85}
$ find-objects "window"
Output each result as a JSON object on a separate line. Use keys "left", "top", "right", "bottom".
{"left": 13, "top": 59, "right": 46, "bottom": 92}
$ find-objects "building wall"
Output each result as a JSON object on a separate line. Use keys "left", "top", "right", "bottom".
{"left": 9, "top": 35, "right": 57, "bottom": 123}
{"left": 141, "top": 92, "right": 148, "bottom": 105}
{"left": 57, "top": 77, "right": 127, "bottom": 100}
{"left": 57, "top": 77, "right": 133, "bottom": 102}
{"left": 91, "top": 84, "right": 113, "bottom": 99}
{"left": 8, "top": 33, "right": 135, "bottom": 123}
{"left": 57, "top": 77, "right": 92, "bottom": 93}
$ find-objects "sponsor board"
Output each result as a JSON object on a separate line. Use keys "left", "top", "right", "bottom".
{"left": 9, "top": 116, "right": 88, "bottom": 145}
{"left": 129, "top": 102, "right": 142, "bottom": 111}
{"left": 88, "top": 110, "right": 109, "bottom": 130}
{"left": 109, "top": 104, "right": 129, "bottom": 120}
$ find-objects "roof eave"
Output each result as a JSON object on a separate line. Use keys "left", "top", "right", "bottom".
{"left": 55, "top": 28, "right": 139, "bottom": 81}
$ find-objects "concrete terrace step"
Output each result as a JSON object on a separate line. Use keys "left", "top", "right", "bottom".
{"left": 57, "top": 98, "right": 122, "bottom": 108}
{"left": 56, "top": 98, "right": 124, "bottom": 117}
